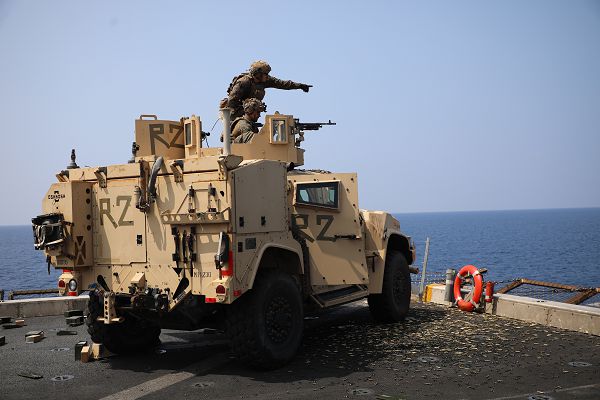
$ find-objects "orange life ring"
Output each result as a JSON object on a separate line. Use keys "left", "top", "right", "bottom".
{"left": 453, "top": 265, "right": 484, "bottom": 312}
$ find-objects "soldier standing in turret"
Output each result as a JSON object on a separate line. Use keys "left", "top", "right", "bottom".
{"left": 221, "top": 60, "right": 311, "bottom": 120}
{"left": 231, "top": 98, "right": 266, "bottom": 143}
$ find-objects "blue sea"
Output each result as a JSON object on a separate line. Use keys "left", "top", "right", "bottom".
{"left": 395, "top": 208, "right": 600, "bottom": 289}
{"left": 1, "top": 208, "right": 599, "bottom": 300}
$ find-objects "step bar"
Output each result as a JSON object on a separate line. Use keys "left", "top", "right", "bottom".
{"left": 311, "top": 285, "right": 369, "bottom": 308}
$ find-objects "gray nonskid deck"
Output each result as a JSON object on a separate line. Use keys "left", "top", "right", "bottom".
{"left": 1, "top": 301, "right": 599, "bottom": 400}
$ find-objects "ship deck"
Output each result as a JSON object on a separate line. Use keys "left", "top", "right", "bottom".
{"left": 1, "top": 300, "right": 599, "bottom": 400}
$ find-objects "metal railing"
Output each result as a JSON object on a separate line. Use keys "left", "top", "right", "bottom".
{"left": 410, "top": 271, "right": 600, "bottom": 306}
{"left": 1, "top": 288, "right": 59, "bottom": 300}
{"left": 0, "top": 287, "right": 94, "bottom": 301}
{"left": 8, "top": 288, "right": 61, "bottom": 300}
{"left": 496, "top": 278, "right": 600, "bottom": 305}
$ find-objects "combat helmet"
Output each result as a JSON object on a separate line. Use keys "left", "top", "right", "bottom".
{"left": 243, "top": 98, "right": 266, "bottom": 114}
{"left": 249, "top": 60, "right": 271, "bottom": 76}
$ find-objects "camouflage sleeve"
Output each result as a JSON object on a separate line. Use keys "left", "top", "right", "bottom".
{"left": 235, "top": 130, "right": 256, "bottom": 143}
{"left": 231, "top": 119, "right": 253, "bottom": 141}
{"left": 264, "top": 76, "right": 303, "bottom": 90}
{"left": 228, "top": 77, "right": 252, "bottom": 117}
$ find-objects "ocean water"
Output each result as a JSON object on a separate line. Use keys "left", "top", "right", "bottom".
{"left": 0, "top": 225, "right": 62, "bottom": 294}
{"left": 0, "top": 208, "right": 599, "bottom": 298}
{"left": 395, "top": 208, "right": 600, "bottom": 288}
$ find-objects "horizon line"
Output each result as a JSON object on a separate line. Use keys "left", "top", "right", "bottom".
{"left": 1, "top": 206, "right": 599, "bottom": 227}
{"left": 390, "top": 206, "right": 600, "bottom": 215}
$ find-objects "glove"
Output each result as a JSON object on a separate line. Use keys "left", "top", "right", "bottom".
{"left": 300, "top": 84, "right": 311, "bottom": 93}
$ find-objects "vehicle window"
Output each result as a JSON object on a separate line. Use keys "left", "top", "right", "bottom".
{"left": 295, "top": 181, "right": 339, "bottom": 209}
{"left": 271, "top": 119, "right": 287, "bottom": 144}
{"left": 185, "top": 123, "right": 192, "bottom": 146}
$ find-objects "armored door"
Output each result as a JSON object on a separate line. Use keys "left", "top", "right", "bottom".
{"left": 291, "top": 173, "right": 368, "bottom": 285}
{"left": 92, "top": 180, "right": 147, "bottom": 265}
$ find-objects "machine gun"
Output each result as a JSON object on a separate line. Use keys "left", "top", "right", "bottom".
{"left": 293, "top": 119, "right": 336, "bottom": 131}
{"left": 293, "top": 119, "right": 336, "bottom": 146}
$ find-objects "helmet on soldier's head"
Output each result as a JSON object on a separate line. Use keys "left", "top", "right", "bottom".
{"left": 249, "top": 60, "right": 271, "bottom": 76}
{"left": 243, "top": 98, "right": 266, "bottom": 114}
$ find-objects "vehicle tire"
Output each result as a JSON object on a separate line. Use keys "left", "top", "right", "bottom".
{"left": 368, "top": 251, "right": 411, "bottom": 323}
{"left": 226, "top": 271, "right": 303, "bottom": 370}
{"left": 86, "top": 290, "right": 161, "bottom": 354}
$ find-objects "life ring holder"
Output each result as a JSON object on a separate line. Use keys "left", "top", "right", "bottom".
{"left": 453, "top": 265, "right": 484, "bottom": 312}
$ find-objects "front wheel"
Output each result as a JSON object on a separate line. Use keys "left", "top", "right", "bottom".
{"left": 368, "top": 251, "right": 411, "bottom": 322}
{"left": 226, "top": 271, "right": 303, "bottom": 369}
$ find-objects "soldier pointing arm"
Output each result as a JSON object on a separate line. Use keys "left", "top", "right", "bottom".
{"left": 222, "top": 60, "right": 311, "bottom": 120}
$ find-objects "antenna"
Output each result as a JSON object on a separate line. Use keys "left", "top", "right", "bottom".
{"left": 67, "top": 149, "right": 79, "bottom": 169}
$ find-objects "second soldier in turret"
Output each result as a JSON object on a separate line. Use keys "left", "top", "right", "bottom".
{"left": 231, "top": 98, "right": 266, "bottom": 143}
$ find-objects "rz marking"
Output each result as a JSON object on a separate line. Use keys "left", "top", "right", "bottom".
{"left": 99, "top": 196, "right": 133, "bottom": 228}
{"left": 292, "top": 214, "right": 336, "bottom": 242}
{"left": 149, "top": 123, "right": 184, "bottom": 154}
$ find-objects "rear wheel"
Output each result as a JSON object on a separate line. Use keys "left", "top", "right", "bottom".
{"left": 226, "top": 271, "right": 303, "bottom": 369}
{"left": 86, "top": 290, "right": 161, "bottom": 354}
{"left": 368, "top": 251, "right": 411, "bottom": 322}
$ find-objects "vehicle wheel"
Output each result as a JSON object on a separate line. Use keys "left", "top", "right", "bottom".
{"left": 368, "top": 251, "right": 411, "bottom": 323}
{"left": 86, "top": 290, "right": 161, "bottom": 354}
{"left": 226, "top": 271, "right": 303, "bottom": 369}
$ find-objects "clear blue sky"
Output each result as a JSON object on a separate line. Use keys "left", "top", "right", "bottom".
{"left": 1, "top": 0, "right": 599, "bottom": 225}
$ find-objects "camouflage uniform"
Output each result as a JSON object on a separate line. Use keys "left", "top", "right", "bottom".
{"left": 231, "top": 98, "right": 265, "bottom": 143}
{"left": 222, "top": 61, "right": 310, "bottom": 119}
{"left": 231, "top": 117, "right": 258, "bottom": 143}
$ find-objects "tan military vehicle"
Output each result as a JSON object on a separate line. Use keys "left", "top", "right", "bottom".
{"left": 32, "top": 109, "right": 416, "bottom": 369}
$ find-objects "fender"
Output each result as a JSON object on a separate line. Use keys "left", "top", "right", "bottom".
{"left": 385, "top": 231, "right": 415, "bottom": 265}
{"left": 245, "top": 241, "right": 304, "bottom": 291}
{"left": 362, "top": 211, "right": 415, "bottom": 294}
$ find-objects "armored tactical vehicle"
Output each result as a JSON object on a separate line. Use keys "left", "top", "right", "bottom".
{"left": 32, "top": 108, "right": 416, "bottom": 368}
